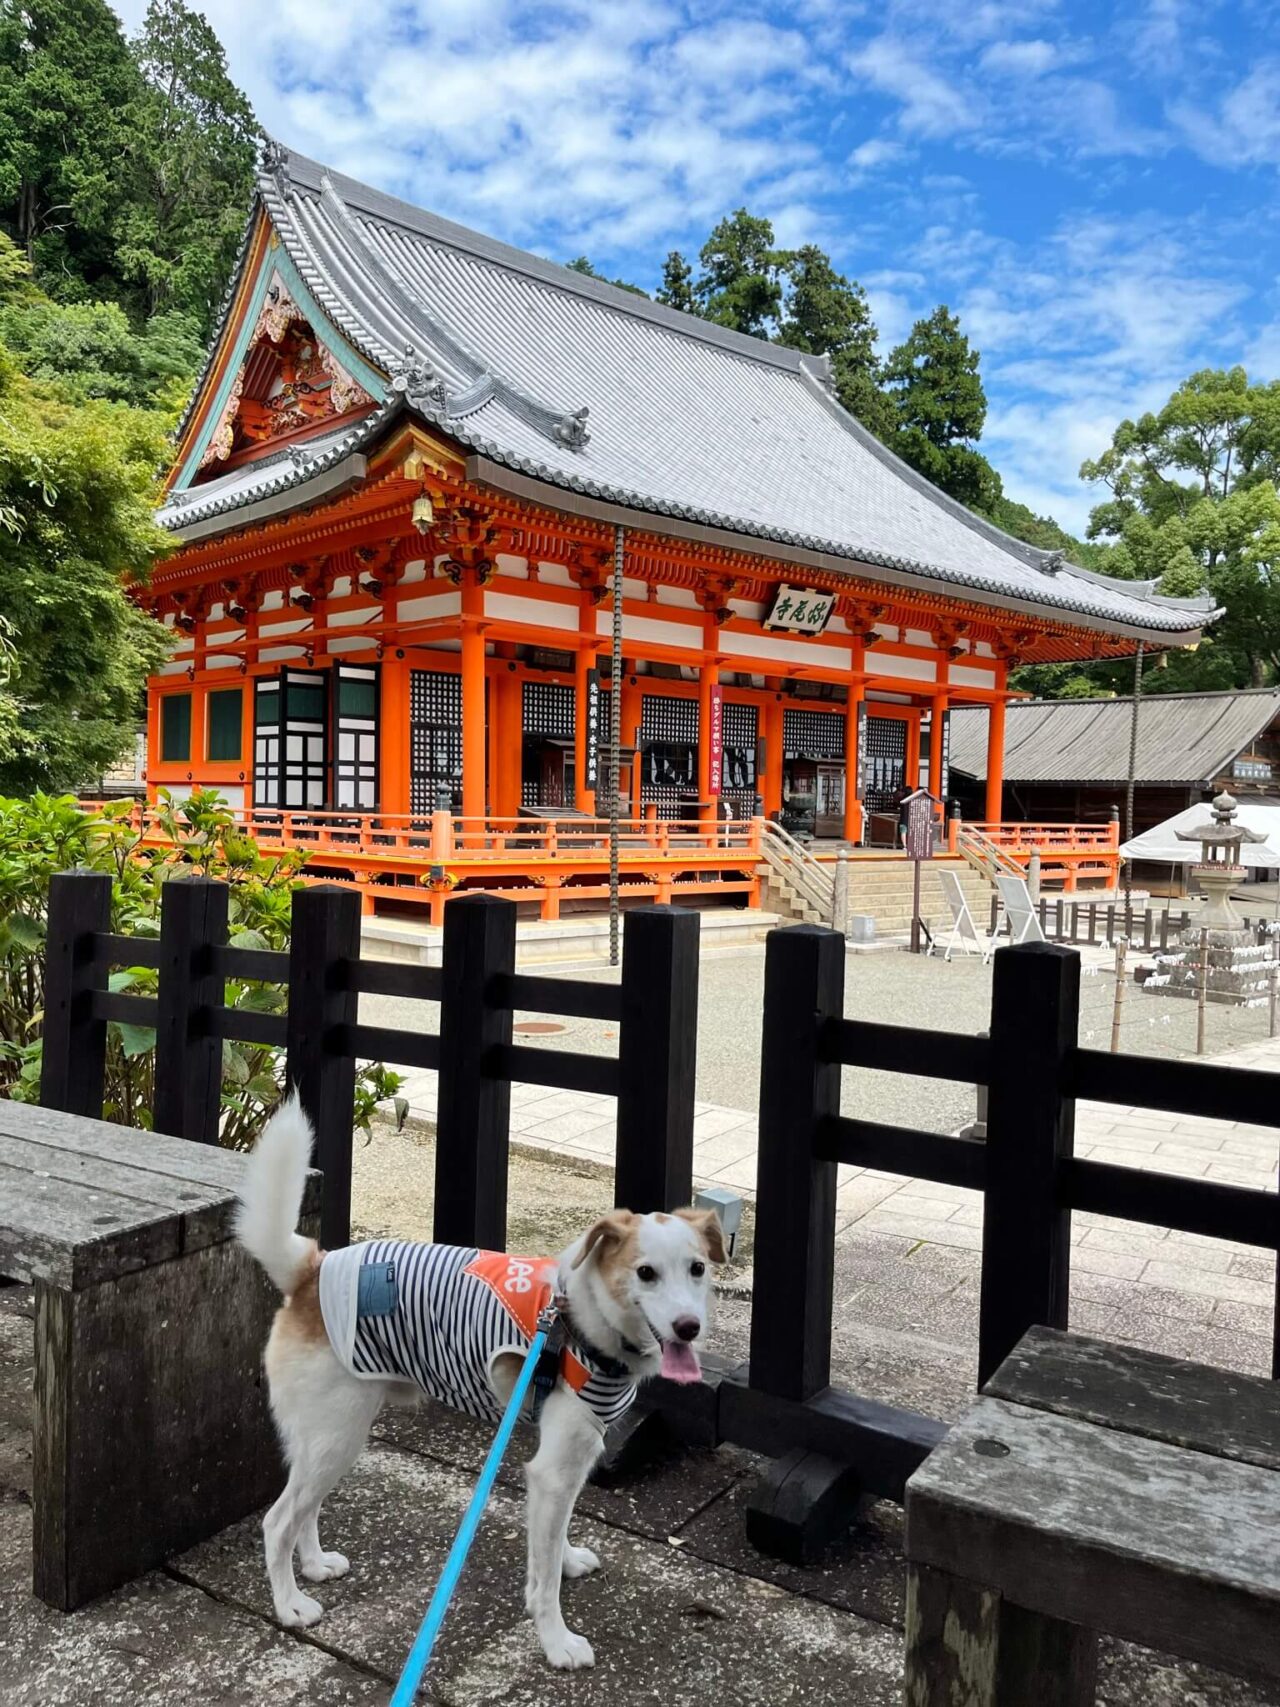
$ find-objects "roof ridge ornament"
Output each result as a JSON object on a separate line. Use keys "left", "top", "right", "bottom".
{"left": 261, "top": 136, "right": 290, "bottom": 177}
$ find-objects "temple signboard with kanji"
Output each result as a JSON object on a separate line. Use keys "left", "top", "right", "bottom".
{"left": 132, "top": 143, "right": 1216, "bottom": 920}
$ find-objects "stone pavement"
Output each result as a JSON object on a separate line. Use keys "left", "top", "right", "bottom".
{"left": 393, "top": 1028, "right": 1280, "bottom": 1374}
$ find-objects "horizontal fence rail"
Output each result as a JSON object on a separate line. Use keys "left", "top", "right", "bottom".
{"left": 39, "top": 871, "right": 700, "bottom": 1251}
{"left": 733, "top": 924, "right": 1280, "bottom": 1516}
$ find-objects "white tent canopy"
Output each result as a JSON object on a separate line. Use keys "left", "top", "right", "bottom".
{"left": 1121, "top": 798, "right": 1280, "bottom": 868}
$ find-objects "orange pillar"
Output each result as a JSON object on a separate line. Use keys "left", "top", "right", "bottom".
{"left": 985, "top": 689, "right": 1008, "bottom": 825}
{"left": 460, "top": 570, "right": 486, "bottom": 827}
{"left": 844, "top": 646, "right": 864, "bottom": 842}
{"left": 763, "top": 684, "right": 784, "bottom": 818}
{"left": 697, "top": 651, "right": 718, "bottom": 823}
{"left": 844, "top": 697, "right": 863, "bottom": 843}
{"left": 380, "top": 651, "right": 410, "bottom": 816}
{"left": 493, "top": 657, "right": 522, "bottom": 820}
{"left": 620, "top": 669, "right": 642, "bottom": 816}
{"left": 575, "top": 593, "right": 597, "bottom": 813}
{"left": 906, "top": 709, "right": 922, "bottom": 796}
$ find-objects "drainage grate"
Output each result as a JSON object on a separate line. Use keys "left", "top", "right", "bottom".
{"left": 512, "top": 1020, "right": 566, "bottom": 1036}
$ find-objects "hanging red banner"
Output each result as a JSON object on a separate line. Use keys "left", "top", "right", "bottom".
{"left": 708, "top": 683, "right": 724, "bottom": 796}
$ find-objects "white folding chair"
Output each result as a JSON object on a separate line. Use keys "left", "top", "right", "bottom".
{"left": 936, "top": 869, "right": 997, "bottom": 963}
{"left": 995, "top": 875, "right": 1047, "bottom": 947}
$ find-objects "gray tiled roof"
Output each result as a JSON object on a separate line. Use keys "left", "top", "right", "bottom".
{"left": 160, "top": 144, "right": 1216, "bottom": 642}
{"left": 950, "top": 690, "right": 1280, "bottom": 785}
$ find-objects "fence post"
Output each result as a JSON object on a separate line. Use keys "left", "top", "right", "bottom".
{"left": 750, "top": 924, "right": 843, "bottom": 1402}
{"left": 979, "top": 941, "right": 1079, "bottom": 1385}
{"left": 153, "top": 877, "right": 228, "bottom": 1145}
{"left": 40, "top": 869, "right": 112, "bottom": 1117}
{"left": 286, "top": 884, "right": 361, "bottom": 1249}
{"left": 434, "top": 893, "right": 516, "bottom": 1249}
{"left": 616, "top": 906, "right": 700, "bottom": 1212}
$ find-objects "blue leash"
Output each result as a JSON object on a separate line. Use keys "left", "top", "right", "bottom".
{"left": 388, "top": 1314, "right": 552, "bottom": 1705}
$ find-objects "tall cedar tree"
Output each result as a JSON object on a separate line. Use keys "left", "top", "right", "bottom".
{"left": 776, "top": 244, "right": 894, "bottom": 438}
{"left": 0, "top": 0, "right": 142, "bottom": 303}
{"left": 117, "top": 0, "right": 259, "bottom": 331}
{"left": 695, "top": 209, "right": 789, "bottom": 337}
{"left": 882, "top": 306, "right": 1002, "bottom": 511}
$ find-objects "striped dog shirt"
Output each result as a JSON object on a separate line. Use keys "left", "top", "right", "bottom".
{"left": 317, "top": 1240, "right": 637, "bottom": 1431}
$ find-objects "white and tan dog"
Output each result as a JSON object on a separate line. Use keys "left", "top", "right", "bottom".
{"left": 236, "top": 1097, "right": 724, "bottom": 1670}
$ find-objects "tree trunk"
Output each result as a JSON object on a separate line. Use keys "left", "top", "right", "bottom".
{"left": 1251, "top": 654, "right": 1267, "bottom": 688}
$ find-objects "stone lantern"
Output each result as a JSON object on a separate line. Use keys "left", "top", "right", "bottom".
{"left": 1174, "top": 791, "right": 1267, "bottom": 933}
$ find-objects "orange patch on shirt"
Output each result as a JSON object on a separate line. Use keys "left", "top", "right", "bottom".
{"left": 463, "top": 1250, "right": 594, "bottom": 1395}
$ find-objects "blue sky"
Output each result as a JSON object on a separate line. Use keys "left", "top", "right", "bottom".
{"left": 112, "top": 0, "right": 1280, "bottom": 535}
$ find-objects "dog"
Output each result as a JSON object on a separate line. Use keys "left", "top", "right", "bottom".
{"left": 236, "top": 1096, "right": 725, "bottom": 1670}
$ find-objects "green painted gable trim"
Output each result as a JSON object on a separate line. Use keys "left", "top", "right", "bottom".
{"left": 172, "top": 240, "right": 388, "bottom": 491}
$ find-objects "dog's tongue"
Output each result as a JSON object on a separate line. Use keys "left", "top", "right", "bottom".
{"left": 660, "top": 1339, "right": 702, "bottom": 1384}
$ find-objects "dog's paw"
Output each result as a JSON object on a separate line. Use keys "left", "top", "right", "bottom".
{"left": 542, "top": 1630, "right": 595, "bottom": 1670}
{"left": 561, "top": 1545, "right": 601, "bottom": 1579}
{"left": 276, "top": 1590, "right": 324, "bottom": 1629}
{"left": 300, "top": 1550, "right": 349, "bottom": 1582}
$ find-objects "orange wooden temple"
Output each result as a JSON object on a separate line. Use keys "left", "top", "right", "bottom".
{"left": 135, "top": 143, "right": 1213, "bottom": 921}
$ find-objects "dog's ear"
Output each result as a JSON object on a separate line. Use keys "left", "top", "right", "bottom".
{"left": 675, "top": 1207, "right": 727, "bottom": 1266}
{"left": 571, "top": 1210, "right": 636, "bottom": 1270}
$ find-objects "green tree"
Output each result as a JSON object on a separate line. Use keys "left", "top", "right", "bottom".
{"left": 656, "top": 250, "right": 697, "bottom": 314}
{"left": 0, "top": 0, "right": 141, "bottom": 303}
{"left": 0, "top": 242, "right": 173, "bottom": 791}
{"left": 563, "top": 254, "right": 649, "bottom": 298}
{"left": 115, "top": 0, "right": 259, "bottom": 330}
{"left": 0, "top": 294, "right": 202, "bottom": 407}
{"left": 1081, "top": 368, "right": 1280, "bottom": 689}
{"left": 696, "top": 209, "right": 790, "bottom": 337}
{"left": 882, "top": 306, "right": 1002, "bottom": 510}
{"left": 776, "top": 243, "right": 893, "bottom": 436}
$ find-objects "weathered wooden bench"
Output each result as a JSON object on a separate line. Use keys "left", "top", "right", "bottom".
{"left": 0, "top": 1099, "right": 319, "bottom": 1610}
{"left": 903, "top": 1326, "right": 1280, "bottom": 1704}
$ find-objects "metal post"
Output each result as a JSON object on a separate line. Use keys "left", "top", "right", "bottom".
{"left": 1196, "top": 925, "right": 1209, "bottom": 1056}
{"left": 832, "top": 850, "right": 850, "bottom": 935}
{"left": 609, "top": 524, "right": 624, "bottom": 967}
{"left": 1110, "top": 936, "right": 1126, "bottom": 1054}
{"left": 1123, "top": 642, "right": 1144, "bottom": 926}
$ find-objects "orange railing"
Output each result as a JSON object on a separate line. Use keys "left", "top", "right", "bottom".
{"left": 88, "top": 802, "right": 764, "bottom": 922}
{"left": 947, "top": 817, "right": 1122, "bottom": 893}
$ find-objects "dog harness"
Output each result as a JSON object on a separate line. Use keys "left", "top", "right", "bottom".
{"left": 317, "top": 1240, "right": 637, "bottom": 1430}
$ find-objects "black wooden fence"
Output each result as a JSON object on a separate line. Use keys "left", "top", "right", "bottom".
{"left": 40, "top": 872, "right": 699, "bottom": 1249}
{"left": 730, "top": 925, "right": 1280, "bottom": 1509}
{"left": 37, "top": 875, "right": 1280, "bottom": 1532}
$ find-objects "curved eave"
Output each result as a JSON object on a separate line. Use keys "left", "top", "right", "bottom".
{"left": 462, "top": 454, "right": 1217, "bottom": 649}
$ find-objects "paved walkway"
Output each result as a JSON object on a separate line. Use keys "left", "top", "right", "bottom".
{"left": 395, "top": 1030, "right": 1280, "bottom": 1360}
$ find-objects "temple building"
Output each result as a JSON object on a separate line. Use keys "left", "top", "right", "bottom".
{"left": 136, "top": 143, "right": 1215, "bottom": 918}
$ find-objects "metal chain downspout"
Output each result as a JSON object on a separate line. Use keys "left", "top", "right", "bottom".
{"left": 609, "top": 525, "right": 624, "bottom": 966}
{"left": 1124, "top": 640, "right": 1144, "bottom": 924}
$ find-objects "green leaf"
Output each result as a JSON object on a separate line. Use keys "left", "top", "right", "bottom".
{"left": 222, "top": 1042, "right": 252, "bottom": 1085}
{"left": 114, "top": 1021, "right": 156, "bottom": 1058}
{"left": 229, "top": 927, "right": 270, "bottom": 951}
{"left": 7, "top": 912, "right": 43, "bottom": 951}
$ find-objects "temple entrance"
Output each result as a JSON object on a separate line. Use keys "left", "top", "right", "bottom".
{"left": 781, "top": 758, "right": 845, "bottom": 838}
{"left": 523, "top": 738, "right": 575, "bottom": 809}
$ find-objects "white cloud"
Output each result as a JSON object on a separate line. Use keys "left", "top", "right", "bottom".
{"left": 848, "top": 35, "right": 982, "bottom": 138}
{"left": 848, "top": 137, "right": 906, "bottom": 171}
{"left": 1170, "top": 62, "right": 1280, "bottom": 167}
{"left": 979, "top": 38, "right": 1058, "bottom": 76}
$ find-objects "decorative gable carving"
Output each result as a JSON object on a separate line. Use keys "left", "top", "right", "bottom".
{"left": 199, "top": 273, "right": 374, "bottom": 471}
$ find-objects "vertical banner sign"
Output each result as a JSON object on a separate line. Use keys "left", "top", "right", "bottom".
{"left": 584, "top": 670, "right": 600, "bottom": 791}
{"left": 707, "top": 683, "right": 724, "bottom": 796}
{"left": 855, "top": 702, "right": 867, "bottom": 804}
{"left": 940, "top": 708, "right": 951, "bottom": 805}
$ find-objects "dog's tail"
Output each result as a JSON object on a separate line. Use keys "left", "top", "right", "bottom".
{"left": 236, "top": 1091, "right": 315, "bottom": 1294}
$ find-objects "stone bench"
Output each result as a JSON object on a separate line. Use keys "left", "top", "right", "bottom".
{"left": 903, "top": 1326, "right": 1280, "bottom": 1704}
{"left": 0, "top": 1100, "right": 318, "bottom": 1609}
